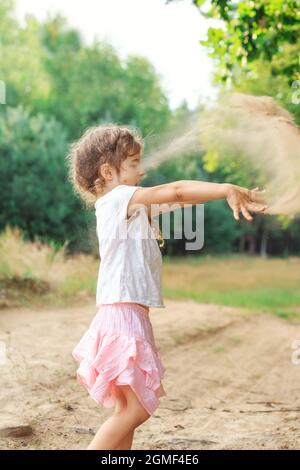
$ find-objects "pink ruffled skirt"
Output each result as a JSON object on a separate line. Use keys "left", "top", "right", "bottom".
{"left": 72, "top": 302, "right": 166, "bottom": 416}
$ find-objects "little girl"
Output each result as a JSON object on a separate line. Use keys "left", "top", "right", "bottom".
{"left": 68, "top": 124, "right": 268, "bottom": 450}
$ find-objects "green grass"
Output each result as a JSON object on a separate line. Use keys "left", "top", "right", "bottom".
{"left": 1, "top": 225, "right": 299, "bottom": 319}
{"left": 163, "top": 287, "right": 300, "bottom": 320}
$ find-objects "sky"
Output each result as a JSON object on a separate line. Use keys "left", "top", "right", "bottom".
{"left": 15, "top": 0, "right": 218, "bottom": 110}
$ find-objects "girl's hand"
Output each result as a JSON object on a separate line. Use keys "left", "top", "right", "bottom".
{"left": 225, "top": 184, "right": 268, "bottom": 222}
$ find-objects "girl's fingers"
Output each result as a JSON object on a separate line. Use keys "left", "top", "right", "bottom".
{"left": 241, "top": 205, "right": 253, "bottom": 222}
{"left": 249, "top": 188, "right": 267, "bottom": 203}
{"left": 231, "top": 187, "right": 268, "bottom": 222}
{"left": 232, "top": 205, "right": 240, "bottom": 221}
{"left": 246, "top": 202, "right": 268, "bottom": 212}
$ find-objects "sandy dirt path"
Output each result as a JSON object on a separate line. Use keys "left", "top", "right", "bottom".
{"left": 1, "top": 299, "right": 300, "bottom": 450}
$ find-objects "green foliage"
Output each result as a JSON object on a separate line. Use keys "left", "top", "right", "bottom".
{"left": 0, "top": 106, "right": 86, "bottom": 250}
{"left": 192, "top": 0, "right": 300, "bottom": 85}
{"left": 0, "top": 3, "right": 173, "bottom": 251}
{"left": 38, "top": 15, "right": 171, "bottom": 139}
{"left": 0, "top": 8, "right": 172, "bottom": 140}
{"left": 0, "top": 0, "right": 299, "bottom": 257}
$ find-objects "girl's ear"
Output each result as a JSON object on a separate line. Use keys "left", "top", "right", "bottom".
{"left": 99, "top": 162, "right": 113, "bottom": 180}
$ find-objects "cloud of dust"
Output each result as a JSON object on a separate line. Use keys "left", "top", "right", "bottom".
{"left": 143, "top": 111, "right": 201, "bottom": 171}
{"left": 143, "top": 93, "right": 300, "bottom": 217}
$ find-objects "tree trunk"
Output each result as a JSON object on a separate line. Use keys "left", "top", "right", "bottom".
{"left": 260, "top": 227, "right": 268, "bottom": 258}
{"left": 239, "top": 234, "right": 246, "bottom": 253}
{"left": 248, "top": 234, "right": 256, "bottom": 255}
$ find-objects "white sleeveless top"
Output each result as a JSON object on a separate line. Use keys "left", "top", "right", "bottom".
{"left": 94, "top": 184, "right": 166, "bottom": 309}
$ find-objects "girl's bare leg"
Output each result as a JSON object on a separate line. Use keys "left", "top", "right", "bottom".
{"left": 114, "top": 385, "right": 134, "bottom": 450}
{"left": 115, "top": 429, "right": 135, "bottom": 450}
{"left": 86, "top": 384, "right": 151, "bottom": 450}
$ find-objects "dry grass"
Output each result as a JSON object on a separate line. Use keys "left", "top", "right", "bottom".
{"left": 0, "top": 226, "right": 97, "bottom": 308}
{"left": 0, "top": 226, "right": 299, "bottom": 317}
{"left": 163, "top": 254, "right": 300, "bottom": 292}
{"left": 162, "top": 255, "right": 300, "bottom": 318}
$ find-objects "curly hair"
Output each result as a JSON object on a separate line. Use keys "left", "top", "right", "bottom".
{"left": 66, "top": 123, "right": 144, "bottom": 208}
{"left": 66, "top": 123, "right": 165, "bottom": 249}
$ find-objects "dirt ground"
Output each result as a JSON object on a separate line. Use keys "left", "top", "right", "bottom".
{"left": 0, "top": 299, "right": 300, "bottom": 450}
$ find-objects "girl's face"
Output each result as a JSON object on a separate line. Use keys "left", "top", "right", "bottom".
{"left": 118, "top": 152, "right": 146, "bottom": 186}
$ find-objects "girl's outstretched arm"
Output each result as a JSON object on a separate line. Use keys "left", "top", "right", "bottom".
{"left": 129, "top": 180, "right": 268, "bottom": 222}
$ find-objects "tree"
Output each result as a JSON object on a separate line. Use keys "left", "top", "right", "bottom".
{"left": 0, "top": 106, "right": 88, "bottom": 251}
{"left": 39, "top": 15, "right": 172, "bottom": 139}
{"left": 168, "top": 0, "right": 299, "bottom": 86}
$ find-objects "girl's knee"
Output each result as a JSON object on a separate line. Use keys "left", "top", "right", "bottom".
{"left": 114, "top": 405, "right": 150, "bottom": 427}
{"left": 116, "top": 385, "right": 151, "bottom": 425}
{"left": 132, "top": 407, "right": 151, "bottom": 426}
{"left": 120, "top": 406, "right": 150, "bottom": 428}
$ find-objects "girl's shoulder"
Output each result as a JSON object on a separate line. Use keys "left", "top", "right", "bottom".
{"left": 95, "top": 184, "right": 141, "bottom": 206}
{"left": 95, "top": 184, "right": 142, "bottom": 221}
